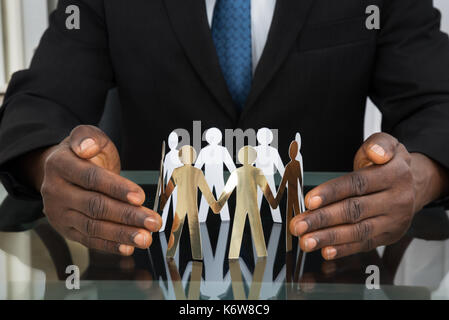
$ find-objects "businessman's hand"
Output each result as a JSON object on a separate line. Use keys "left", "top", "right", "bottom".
{"left": 36, "top": 125, "right": 162, "bottom": 255}
{"left": 290, "top": 133, "right": 449, "bottom": 260}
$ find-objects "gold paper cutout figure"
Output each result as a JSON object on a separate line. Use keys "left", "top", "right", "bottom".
{"left": 160, "top": 145, "right": 219, "bottom": 261}
{"left": 229, "top": 258, "right": 267, "bottom": 300}
{"left": 275, "top": 141, "right": 304, "bottom": 252}
{"left": 216, "top": 146, "right": 278, "bottom": 260}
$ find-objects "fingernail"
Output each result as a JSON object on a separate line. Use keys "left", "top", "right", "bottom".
{"left": 127, "top": 192, "right": 143, "bottom": 204}
{"left": 80, "top": 138, "right": 95, "bottom": 151}
{"left": 305, "top": 238, "right": 317, "bottom": 251}
{"left": 325, "top": 247, "right": 337, "bottom": 260}
{"left": 119, "top": 244, "right": 133, "bottom": 256}
{"left": 308, "top": 196, "right": 322, "bottom": 209}
{"left": 133, "top": 233, "right": 147, "bottom": 247}
{"left": 295, "top": 221, "right": 308, "bottom": 235}
{"left": 370, "top": 144, "right": 385, "bottom": 157}
{"left": 144, "top": 217, "right": 159, "bottom": 231}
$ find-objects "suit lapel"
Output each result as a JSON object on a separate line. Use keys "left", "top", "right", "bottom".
{"left": 241, "top": 0, "right": 316, "bottom": 119}
{"left": 164, "top": 0, "right": 238, "bottom": 121}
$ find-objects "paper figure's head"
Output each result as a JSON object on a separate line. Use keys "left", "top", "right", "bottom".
{"left": 289, "top": 141, "right": 299, "bottom": 160}
{"left": 205, "top": 127, "right": 222, "bottom": 145}
{"left": 257, "top": 128, "right": 273, "bottom": 145}
{"left": 238, "top": 146, "right": 257, "bottom": 165}
{"left": 178, "top": 145, "right": 197, "bottom": 165}
{"left": 295, "top": 132, "right": 302, "bottom": 150}
{"left": 168, "top": 131, "right": 179, "bottom": 150}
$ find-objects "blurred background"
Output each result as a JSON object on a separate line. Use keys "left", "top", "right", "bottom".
{"left": 0, "top": 0, "right": 449, "bottom": 299}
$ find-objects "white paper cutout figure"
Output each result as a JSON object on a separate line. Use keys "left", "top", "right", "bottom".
{"left": 254, "top": 128, "right": 285, "bottom": 223}
{"left": 195, "top": 127, "right": 236, "bottom": 222}
{"left": 295, "top": 132, "right": 305, "bottom": 212}
{"left": 160, "top": 131, "right": 183, "bottom": 232}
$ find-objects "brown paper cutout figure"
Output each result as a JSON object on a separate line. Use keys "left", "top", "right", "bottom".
{"left": 275, "top": 141, "right": 304, "bottom": 252}
{"left": 216, "top": 146, "right": 278, "bottom": 260}
{"left": 160, "top": 145, "right": 219, "bottom": 261}
{"left": 229, "top": 258, "right": 267, "bottom": 300}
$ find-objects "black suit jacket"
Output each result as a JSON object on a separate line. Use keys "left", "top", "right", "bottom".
{"left": 1, "top": 0, "right": 449, "bottom": 200}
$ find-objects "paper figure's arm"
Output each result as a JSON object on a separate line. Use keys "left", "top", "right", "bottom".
{"left": 275, "top": 168, "right": 288, "bottom": 205}
{"left": 223, "top": 148, "right": 237, "bottom": 172}
{"left": 197, "top": 171, "right": 219, "bottom": 213}
{"left": 257, "top": 172, "right": 278, "bottom": 209}
{"left": 274, "top": 152, "right": 285, "bottom": 177}
{"left": 216, "top": 171, "right": 237, "bottom": 212}
{"left": 194, "top": 150, "right": 205, "bottom": 169}
{"left": 160, "top": 176, "right": 175, "bottom": 210}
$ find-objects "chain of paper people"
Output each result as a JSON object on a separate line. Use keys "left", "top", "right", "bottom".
{"left": 159, "top": 127, "right": 305, "bottom": 261}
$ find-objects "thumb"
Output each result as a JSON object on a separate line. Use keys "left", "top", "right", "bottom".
{"left": 353, "top": 132, "right": 399, "bottom": 170}
{"left": 69, "top": 125, "right": 120, "bottom": 173}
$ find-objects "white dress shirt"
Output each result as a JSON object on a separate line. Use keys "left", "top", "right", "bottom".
{"left": 205, "top": 0, "right": 277, "bottom": 73}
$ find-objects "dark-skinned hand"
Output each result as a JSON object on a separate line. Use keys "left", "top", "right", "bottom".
{"left": 290, "top": 132, "right": 449, "bottom": 260}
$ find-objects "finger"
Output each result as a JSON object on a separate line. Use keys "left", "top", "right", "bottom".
{"left": 321, "top": 233, "right": 389, "bottom": 260}
{"left": 353, "top": 132, "right": 399, "bottom": 170}
{"left": 299, "top": 215, "right": 389, "bottom": 252}
{"left": 66, "top": 210, "right": 153, "bottom": 249}
{"left": 54, "top": 150, "right": 145, "bottom": 206}
{"left": 290, "top": 192, "right": 389, "bottom": 236}
{"left": 304, "top": 165, "right": 392, "bottom": 210}
{"left": 69, "top": 125, "right": 119, "bottom": 168}
{"left": 67, "top": 228, "right": 135, "bottom": 256}
{"left": 65, "top": 185, "right": 161, "bottom": 231}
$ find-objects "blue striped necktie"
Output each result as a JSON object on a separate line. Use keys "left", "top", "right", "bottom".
{"left": 212, "top": 0, "right": 252, "bottom": 109}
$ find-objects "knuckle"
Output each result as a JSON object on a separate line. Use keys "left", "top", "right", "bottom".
{"left": 350, "top": 173, "right": 368, "bottom": 196}
{"left": 84, "top": 219, "right": 98, "bottom": 236}
{"left": 353, "top": 221, "right": 372, "bottom": 242}
{"left": 88, "top": 194, "right": 108, "bottom": 219}
{"left": 83, "top": 167, "right": 99, "bottom": 189}
{"left": 326, "top": 229, "right": 338, "bottom": 245}
{"left": 343, "top": 198, "right": 362, "bottom": 223}
{"left": 309, "top": 209, "right": 328, "bottom": 230}
{"left": 122, "top": 206, "right": 138, "bottom": 226}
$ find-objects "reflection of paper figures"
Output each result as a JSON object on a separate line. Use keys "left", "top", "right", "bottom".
{"left": 160, "top": 146, "right": 219, "bottom": 261}
{"left": 217, "top": 146, "right": 278, "bottom": 260}
{"left": 254, "top": 128, "right": 284, "bottom": 223}
{"left": 276, "top": 141, "right": 304, "bottom": 252}
{"left": 200, "top": 222, "right": 231, "bottom": 299}
{"left": 195, "top": 128, "right": 236, "bottom": 223}
{"left": 167, "top": 259, "right": 202, "bottom": 300}
{"left": 295, "top": 132, "right": 305, "bottom": 212}
{"left": 160, "top": 132, "right": 183, "bottom": 232}
{"left": 229, "top": 258, "right": 267, "bottom": 300}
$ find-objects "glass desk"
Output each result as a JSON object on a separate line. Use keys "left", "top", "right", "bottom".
{"left": 0, "top": 171, "right": 448, "bottom": 300}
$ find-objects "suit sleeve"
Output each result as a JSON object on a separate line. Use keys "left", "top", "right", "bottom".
{"left": 370, "top": 0, "right": 449, "bottom": 207}
{"left": 0, "top": 0, "right": 114, "bottom": 199}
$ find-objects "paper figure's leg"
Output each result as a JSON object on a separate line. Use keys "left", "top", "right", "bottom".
{"left": 257, "top": 189, "right": 263, "bottom": 211}
{"left": 187, "top": 261, "right": 203, "bottom": 300}
{"left": 228, "top": 209, "right": 247, "bottom": 259}
{"left": 229, "top": 260, "right": 246, "bottom": 300}
{"left": 248, "top": 257, "right": 267, "bottom": 300}
{"left": 198, "top": 194, "right": 209, "bottom": 223}
{"left": 248, "top": 210, "right": 267, "bottom": 258}
{"left": 286, "top": 198, "right": 294, "bottom": 252}
{"left": 267, "top": 175, "right": 282, "bottom": 223}
{"left": 187, "top": 209, "right": 203, "bottom": 260}
{"left": 160, "top": 194, "right": 172, "bottom": 232}
{"left": 215, "top": 179, "right": 230, "bottom": 221}
{"left": 167, "top": 210, "right": 186, "bottom": 258}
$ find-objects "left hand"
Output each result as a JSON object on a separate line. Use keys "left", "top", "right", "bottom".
{"left": 290, "top": 132, "right": 449, "bottom": 260}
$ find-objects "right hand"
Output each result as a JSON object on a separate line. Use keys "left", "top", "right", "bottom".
{"left": 39, "top": 125, "right": 162, "bottom": 256}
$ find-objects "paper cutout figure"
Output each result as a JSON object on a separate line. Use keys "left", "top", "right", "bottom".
{"left": 295, "top": 132, "right": 305, "bottom": 212}
{"left": 216, "top": 146, "right": 278, "bottom": 259}
{"left": 254, "top": 128, "right": 285, "bottom": 223}
{"left": 229, "top": 258, "right": 267, "bottom": 300}
{"left": 276, "top": 141, "right": 304, "bottom": 252}
{"left": 160, "top": 132, "right": 183, "bottom": 232}
{"left": 160, "top": 146, "right": 219, "bottom": 261}
{"left": 195, "top": 128, "right": 236, "bottom": 222}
